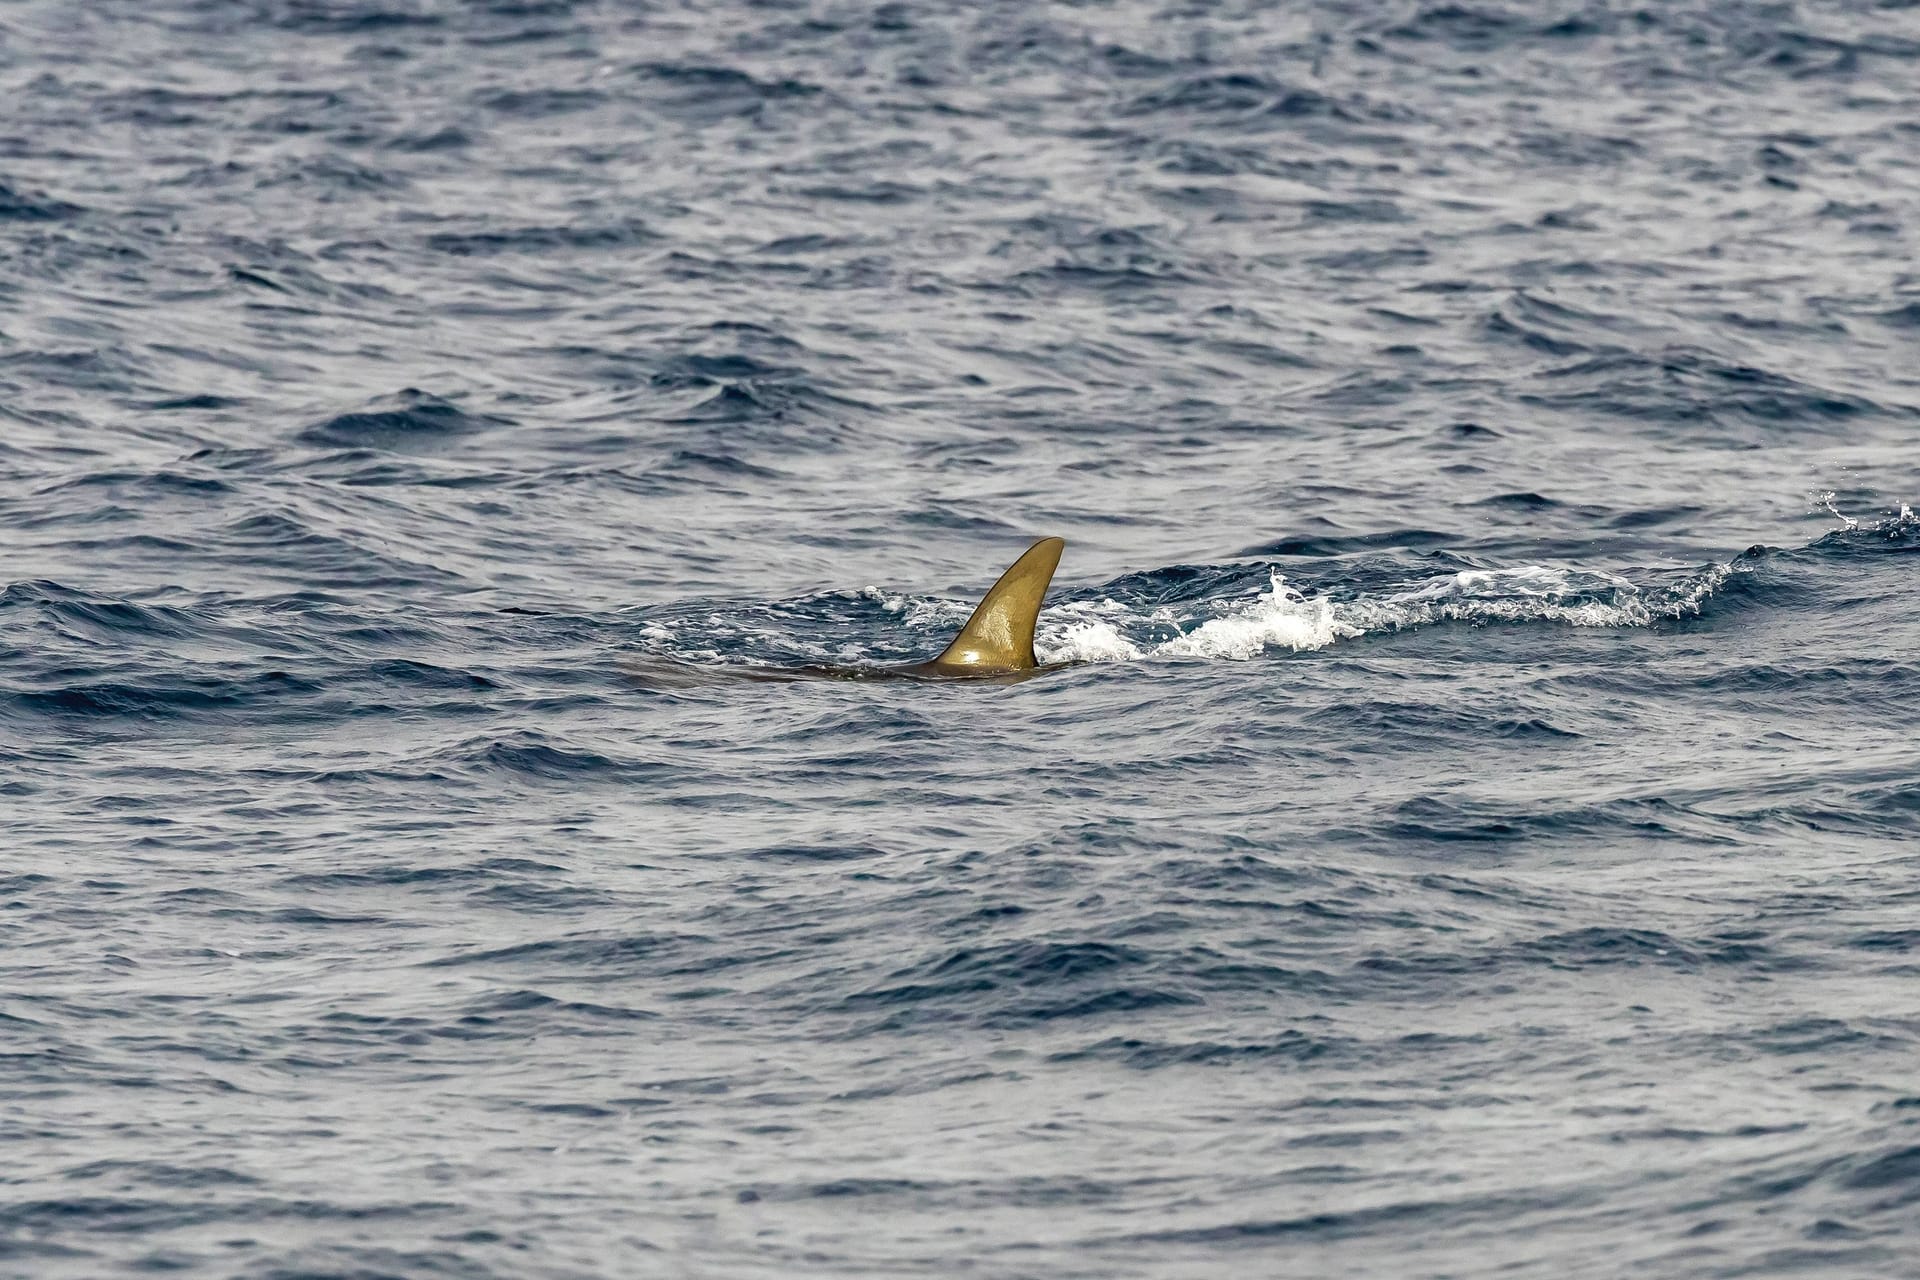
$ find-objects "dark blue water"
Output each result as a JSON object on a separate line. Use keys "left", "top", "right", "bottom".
{"left": 5, "top": 1, "right": 1920, "bottom": 1275}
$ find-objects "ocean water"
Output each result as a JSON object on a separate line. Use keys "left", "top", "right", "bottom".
{"left": 4, "top": 0, "right": 1920, "bottom": 1275}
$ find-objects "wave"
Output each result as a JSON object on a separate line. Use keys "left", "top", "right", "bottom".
{"left": 624, "top": 503, "right": 1909, "bottom": 673}
{"left": 1030, "top": 558, "right": 1741, "bottom": 664}
{"left": 948, "top": 506, "right": 1910, "bottom": 666}
{"left": 629, "top": 509, "right": 1920, "bottom": 672}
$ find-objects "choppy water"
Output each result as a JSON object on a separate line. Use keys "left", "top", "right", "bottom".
{"left": 5, "top": 0, "right": 1920, "bottom": 1275}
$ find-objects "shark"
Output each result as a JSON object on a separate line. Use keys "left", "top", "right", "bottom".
{"left": 628, "top": 536, "right": 1068, "bottom": 685}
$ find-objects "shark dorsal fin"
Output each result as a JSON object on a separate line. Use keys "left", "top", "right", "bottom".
{"left": 927, "top": 537, "right": 1064, "bottom": 673}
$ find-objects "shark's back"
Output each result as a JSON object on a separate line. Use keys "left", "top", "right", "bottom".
{"left": 626, "top": 536, "right": 1067, "bottom": 687}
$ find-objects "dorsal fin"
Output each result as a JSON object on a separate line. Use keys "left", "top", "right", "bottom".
{"left": 926, "top": 537, "right": 1064, "bottom": 673}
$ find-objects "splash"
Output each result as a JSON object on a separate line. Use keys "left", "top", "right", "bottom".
{"left": 659, "top": 549, "right": 1760, "bottom": 672}
{"left": 1034, "top": 574, "right": 1353, "bottom": 663}
{"left": 1043, "top": 618, "right": 1145, "bottom": 663}
{"left": 1158, "top": 574, "right": 1355, "bottom": 659}
{"left": 1350, "top": 566, "right": 1663, "bottom": 630}
{"left": 1813, "top": 490, "right": 1858, "bottom": 530}
{"left": 1028, "top": 561, "right": 1742, "bottom": 666}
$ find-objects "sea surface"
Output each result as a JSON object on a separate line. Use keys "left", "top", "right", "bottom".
{"left": 4, "top": 0, "right": 1920, "bottom": 1276}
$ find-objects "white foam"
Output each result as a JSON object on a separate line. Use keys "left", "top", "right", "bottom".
{"left": 1159, "top": 573, "right": 1356, "bottom": 659}
{"left": 1039, "top": 618, "right": 1144, "bottom": 664}
{"left": 864, "top": 586, "right": 972, "bottom": 633}
{"left": 1031, "top": 558, "right": 1744, "bottom": 666}
{"left": 796, "top": 551, "right": 1755, "bottom": 672}
{"left": 1342, "top": 565, "right": 1668, "bottom": 630}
